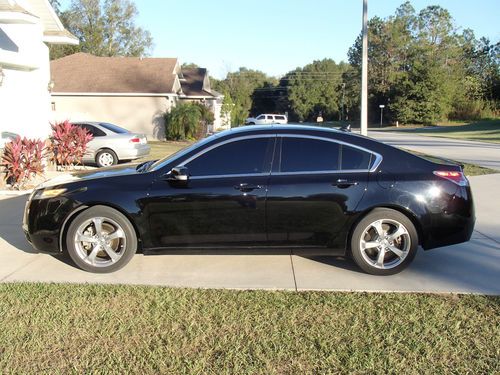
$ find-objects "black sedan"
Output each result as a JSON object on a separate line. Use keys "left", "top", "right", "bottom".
{"left": 23, "top": 125, "right": 475, "bottom": 275}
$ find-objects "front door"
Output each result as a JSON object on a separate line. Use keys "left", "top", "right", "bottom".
{"left": 146, "top": 136, "right": 275, "bottom": 248}
{"left": 266, "top": 136, "right": 371, "bottom": 247}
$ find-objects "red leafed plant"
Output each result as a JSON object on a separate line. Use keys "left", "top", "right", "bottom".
{"left": 1, "top": 137, "right": 46, "bottom": 189}
{"left": 48, "top": 120, "right": 93, "bottom": 169}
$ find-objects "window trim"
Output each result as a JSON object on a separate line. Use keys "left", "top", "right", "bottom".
{"left": 276, "top": 134, "right": 382, "bottom": 174}
{"left": 180, "top": 134, "right": 276, "bottom": 179}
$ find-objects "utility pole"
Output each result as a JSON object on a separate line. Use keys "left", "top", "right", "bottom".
{"left": 360, "top": 0, "right": 368, "bottom": 136}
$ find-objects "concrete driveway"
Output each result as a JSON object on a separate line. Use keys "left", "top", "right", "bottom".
{"left": 0, "top": 173, "right": 499, "bottom": 294}
{"left": 369, "top": 130, "right": 500, "bottom": 171}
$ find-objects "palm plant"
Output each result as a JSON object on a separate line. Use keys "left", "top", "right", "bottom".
{"left": 164, "top": 103, "right": 207, "bottom": 140}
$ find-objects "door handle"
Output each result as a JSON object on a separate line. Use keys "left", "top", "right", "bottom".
{"left": 234, "top": 183, "right": 262, "bottom": 192}
{"left": 331, "top": 179, "right": 359, "bottom": 188}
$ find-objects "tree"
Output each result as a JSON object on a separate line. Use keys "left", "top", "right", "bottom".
{"left": 219, "top": 92, "right": 234, "bottom": 128}
{"left": 214, "top": 68, "right": 275, "bottom": 126}
{"left": 181, "top": 62, "right": 200, "bottom": 70}
{"left": 279, "top": 59, "right": 349, "bottom": 122}
{"left": 49, "top": 0, "right": 153, "bottom": 60}
{"left": 347, "top": 2, "right": 499, "bottom": 124}
{"left": 164, "top": 103, "right": 215, "bottom": 140}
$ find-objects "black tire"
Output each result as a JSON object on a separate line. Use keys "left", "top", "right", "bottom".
{"left": 350, "top": 208, "right": 418, "bottom": 275}
{"left": 96, "top": 149, "right": 118, "bottom": 168}
{"left": 66, "top": 206, "right": 137, "bottom": 273}
{"left": 248, "top": 122, "right": 255, "bottom": 125}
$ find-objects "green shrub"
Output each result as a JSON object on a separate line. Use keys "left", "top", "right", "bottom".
{"left": 164, "top": 103, "right": 214, "bottom": 140}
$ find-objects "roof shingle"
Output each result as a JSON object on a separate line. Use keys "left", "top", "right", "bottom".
{"left": 51, "top": 53, "right": 179, "bottom": 94}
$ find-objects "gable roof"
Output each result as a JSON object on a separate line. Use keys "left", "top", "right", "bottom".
{"left": 51, "top": 53, "right": 179, "bottom": 94}
{"left": 180, "top": 68, "right": 221, "bottom": 98}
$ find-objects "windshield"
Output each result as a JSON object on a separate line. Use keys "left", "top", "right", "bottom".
{"left": 99, "top": 122, "right": 129, "bottom": 134}
{"left": 149, "top": 133, "right": 221, "bottom": 171}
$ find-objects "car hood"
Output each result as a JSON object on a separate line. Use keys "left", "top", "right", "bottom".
{"left": 37, "top": 163, "right": 141, "bottom": 189}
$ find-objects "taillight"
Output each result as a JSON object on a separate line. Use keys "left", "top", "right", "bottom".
{"left": 129, "top": 137, "right": 140, "bottom": 143}
{"left": 433, "top": 171, "right": 468, "bottom": 186}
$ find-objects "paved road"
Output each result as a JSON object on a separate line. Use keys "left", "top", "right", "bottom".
{"left": 369, "top": 131, "right": 500, "bottom": 171}
{"left": 0, "top": 173, "right": 499, "bottom": 294}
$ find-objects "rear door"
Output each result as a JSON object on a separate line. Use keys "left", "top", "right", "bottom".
{"left": 266, "top": 135, "right": 372, "bottom": 247}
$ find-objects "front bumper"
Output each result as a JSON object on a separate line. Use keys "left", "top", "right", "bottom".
{"left": 23, "top": 194, "right": 79, "bottom": 254}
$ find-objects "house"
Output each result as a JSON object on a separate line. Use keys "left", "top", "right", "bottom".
{"left": 50, "top": 53, "right": 228, "bottom": 140}
{"left": 180, "top": 68, "right": 227, "bottom": 133}
{"left": 0, "top": 0, "right": 78, "bottom": 139}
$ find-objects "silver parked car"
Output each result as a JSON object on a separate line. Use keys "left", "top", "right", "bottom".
{"left": 73, "top": 122, "right": 150, "bottom": 168}
{"left": 0, "top": 131, "right": 20, "bottom": 151}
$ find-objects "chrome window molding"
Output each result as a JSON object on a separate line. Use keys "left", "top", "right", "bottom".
{"left": 190, "top": 173, "right": 270, "bottom": 180}
{"left": 169, "top": 132, "right": 382, "bottom": 179}
{"left": 272, "top": 169, "right": 371, "bottom": 177}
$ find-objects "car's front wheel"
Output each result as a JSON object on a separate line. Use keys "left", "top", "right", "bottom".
{"left": 96, "top": 149, "right": 118, "bottom": 167}
{"left": 65, "top": 206, "right": 137, "bottom": 273}
{"left": 350, "top": 208, "right": 418, "bottom": 275}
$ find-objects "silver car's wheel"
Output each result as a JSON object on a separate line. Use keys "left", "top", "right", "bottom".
{"left": 351, "top": 208, "right": 418, "bottom": 275}
{"left": 66, "top": 206, "right": 137, "bottom": 273}
{"left": 96, "top": 149, "right": 118, "bottom": 167}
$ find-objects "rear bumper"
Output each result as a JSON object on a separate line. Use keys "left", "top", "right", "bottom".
{"left": 422, "top": 185, "right": 475, "bottom": 250}
{"left": 116, "top": 144, "right": 151, "bottom": 160}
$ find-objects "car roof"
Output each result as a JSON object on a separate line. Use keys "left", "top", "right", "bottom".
{"left": 217, "top": 124, "right": 343, "bottom": 136}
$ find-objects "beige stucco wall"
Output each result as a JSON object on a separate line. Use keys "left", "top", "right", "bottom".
{"left": 51, "top": 95, "right": 176, "bottom": 140}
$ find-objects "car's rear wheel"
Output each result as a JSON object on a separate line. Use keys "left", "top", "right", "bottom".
{"left": 350, "top": 208, "right": 418, "bottom": 275}
{"left": 66, "top": 206, "right": 137, "bottom": 273}
{"left": 248, "top": 122, "right": 255, "bottom": 125}
{"left": 96, "top": 149, "right": 118, "bottom": 167}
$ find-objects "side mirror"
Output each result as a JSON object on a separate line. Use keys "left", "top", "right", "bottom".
{"left": 167, "top": 166, "right": 190, "bottom": 186}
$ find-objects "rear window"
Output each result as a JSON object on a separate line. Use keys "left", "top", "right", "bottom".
{"left": 99, "top": 122, "right": 129, "bottom": 134}
{"left": 341, "top": 145, "right": 372, "bottom": 170}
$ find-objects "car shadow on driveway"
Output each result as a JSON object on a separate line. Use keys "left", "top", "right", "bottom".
{"left": 0, "top": 195, "right": 73, "bottom": 270}
{"left": 0, "top": 195, "right": 38, "bottom": 254}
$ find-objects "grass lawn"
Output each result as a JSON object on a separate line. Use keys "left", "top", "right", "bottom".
{"left": 138, "top": 140, "right": 193, "bottom": 162}
{"left": 382, "top": 119, "right": 500, "bottom": 143}
{"left": 0, "top": 283, "right": 498, "bottom": 374}
{"left": 461, "top": 162, "right": 497, "bottom": 176}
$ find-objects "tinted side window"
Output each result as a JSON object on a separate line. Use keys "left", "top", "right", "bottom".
{"left": 186, "top": 138, "right": 272, "bottom": 176}
{"left": 99, "top": 122, "right": 129, "bottom": 134}
{"left": 76, "top": 124, "right": 105, "bottom": 137}
{"left": 267, "top": 115, "right": 274, "bottom": 120}
{"left": 341, "top": 145, "right": 372, "bottom": 170}
{"left": 281, "top": 138, "right": 340, "bottom": 172}
{"left": 256, "top": 115, "right": 265, "bottom": 120}
{"left": 275, "top": 116, "right": 285, "bottom": 120}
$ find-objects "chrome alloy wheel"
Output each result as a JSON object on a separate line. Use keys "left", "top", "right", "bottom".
{"left": 359, "top": 219, "right": 411, "bottom": 270}
{"left": 73, "top": 217, "right": 126, "bottom": 267}
{"left": 98, "top": 152, "right": 115, "bottom": 167}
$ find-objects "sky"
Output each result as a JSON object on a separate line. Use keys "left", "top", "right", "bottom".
{"left": 61, "top": 0, "right": 500, "bottom": 79}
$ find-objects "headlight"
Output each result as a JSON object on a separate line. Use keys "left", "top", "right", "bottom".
{"left": 33, "top": 188, "right": 67, "bottom": 200}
